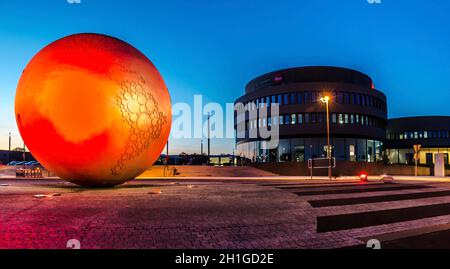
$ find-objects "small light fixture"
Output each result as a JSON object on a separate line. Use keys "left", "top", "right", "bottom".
{"left": 359, "top": 173, "right": 368, "bottom": 182}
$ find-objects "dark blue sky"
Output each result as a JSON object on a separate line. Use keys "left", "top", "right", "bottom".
{"left": 1, "top": 0, "right": 449, "bottom": 153}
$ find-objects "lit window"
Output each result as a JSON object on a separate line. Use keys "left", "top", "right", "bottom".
{"left": 356, "top": 114, "right": 360, "bottom": 124}
{"left": 338, "top": 114, "right": 344, "bottom": 124}
{"left": 291, "top": 114, "right": 297, "bottom": 124}
{"left": 273, "top": 116, "right": 278, "bottom": 125}
{"left": 350, "top": 114, "right": 354, "bottom": 124}
{"left": 344, "top": 114, "right": 349, "bottom": 124}
{"left": 268, "top": 117, "right": 271, "bottom": 126}
{"left": 279, "top": 115, "right": 284, "bottom": 125}
{"left": 298, "top": 114, "right": 303, "bottom": 124}
{"left": 424, "top": 131, "right": 428, "bottom": 139}
{"left": 400, "top": 133, "right": 404, "bottom": 139}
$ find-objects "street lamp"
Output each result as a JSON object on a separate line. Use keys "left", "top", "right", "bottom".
{"left": 320, "top": 95, "right": 332, "bottom": 180}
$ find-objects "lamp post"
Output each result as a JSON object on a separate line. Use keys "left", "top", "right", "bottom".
{"left": 320, "top": 96, "right": 332, "bottom": 180}
{"left": 8, "top": 132, "right": 11, "bottom": 164}
{"left": 207, "top": 113, "right": 211, "bottom": 165}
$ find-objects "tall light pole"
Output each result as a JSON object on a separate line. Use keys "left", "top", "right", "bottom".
{"left": 207, "top": 113, "right": 211, "bottom": 165}
{"left": 320, "top": 96, "right": 332, "bottom": 180}
{"left": 8, "top": 132, "right": 11, "bottom": 164}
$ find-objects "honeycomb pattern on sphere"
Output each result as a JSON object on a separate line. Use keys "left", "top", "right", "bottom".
{"left": 112, "top": 80, "right": 167, "bottom": 176}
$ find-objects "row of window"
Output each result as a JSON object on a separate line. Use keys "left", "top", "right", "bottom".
{"left": 245, "top": 113, "right": 385, "bottom": 130}
{"left": 243, "top": 90, "right": 386, "bottom": 112}
{"left": 236, "top": 138, "right": 384, "bottom": 163}
{"left": 387, "top": 130, "right": 450, "bottom": 140}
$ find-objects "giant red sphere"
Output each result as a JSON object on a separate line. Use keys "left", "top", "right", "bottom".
{"left": 15, "top": 33, "right": 172, "bottom": 187}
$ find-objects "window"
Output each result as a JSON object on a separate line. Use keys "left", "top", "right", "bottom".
{"left": 285, "top": 115, "right": 290, "bottom": 125}
{"left": 284, "top": 94, "right": 289, "bottom": 105}
{"left": 267, "top": 116, "right": 271, "bottom": 126}
{"left": 344, "top": 92, "right": 350, "bottom": 104}
{"left": 304, "top": 113, "right": 310, "bottom": 123}
{"left": 291, "top": 114, "right": 296, "bottom": 124}
{"left": 279, "top": 115, "right": 284, "bottom": 125}
{"left": 273, "top": 116, "right": 278, "bottom": 125}
{"left": 304, "top": 92, "right": 310, "bottom": 104}
{"left": 277, "top": 94, "right": 282, "bottom": 105}
{"left": 311, "top": 92, "right": 317, "bottom": 103}
{"left": 400, "top": 133, "right": 404, "bottom": 139}
{"left": 356, "top": 94, "right": 361, "bottom": 105}
{"left": 266, "top": 96, "right": 270, "bottom": 108}
{"left": 318, "top": 113, "right": 324, "bottom": 123}
{"left": 262, "top": 118, "right": 266, "bottom": 127}
{"left": 344, "top": 114, "right": 349, "bottom": 124}
{"left": 332, "top": 113, "right": 337, "bottom": 124}
{"left": 350, "top": 114, "right": 354, "bottom": 124}
{"left": 260, "top": 98, "right": 265, "bottom": 109}
{"left": 290, "top": 93, "right": 296, "bottom": 105}
{"left": 298, "top": 114, "right": 303, "bottom": 124}
{"left": 271, "top": 95, "right": 276, "bottom": 104}
{"left": 311, "top": 113, "right": 317, "bottom": 123}
{"left": 356, "top": 114, "right": 360, "bottom": 124}
{"left": 337, "top": 92, "right": 343, "bottom": 104}
{"left": 424, "top": 131, "right": 428, "bottom": 139}
{"left": 361, "top": 95, "right": 366, "bottom": 106}
{"left": 338, "top": 114, "right": 344, "bottom": 124}
{"left": 298, "top": 92, "right": 303, "bottom": 104}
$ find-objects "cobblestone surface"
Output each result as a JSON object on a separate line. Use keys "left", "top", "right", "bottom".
{"left": 0, "top": 178, "right": 450, "bottom": 249}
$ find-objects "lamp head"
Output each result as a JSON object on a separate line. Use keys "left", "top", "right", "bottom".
{"left": 320, "top": 96, "right": 330, "bottom": 103}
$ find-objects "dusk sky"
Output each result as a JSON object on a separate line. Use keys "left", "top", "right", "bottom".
{"left": 1, "top": 0, "right": 449, "bottom": 154}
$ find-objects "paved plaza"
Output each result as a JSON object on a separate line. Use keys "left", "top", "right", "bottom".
{"left": 1, "top": 177, "right": 450, "bottom": 249}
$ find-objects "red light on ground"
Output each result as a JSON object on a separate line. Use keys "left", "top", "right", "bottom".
{"left": 359, "top": 173, "right": 368, "bottom": 182}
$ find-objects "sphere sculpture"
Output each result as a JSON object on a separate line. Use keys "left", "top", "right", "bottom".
{"left": 15, "top": 33, "right": 172, "bottom": 187}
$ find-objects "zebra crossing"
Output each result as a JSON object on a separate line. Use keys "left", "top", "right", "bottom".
{"left": 262, "top": 180, "right": 450, "bottom": 248}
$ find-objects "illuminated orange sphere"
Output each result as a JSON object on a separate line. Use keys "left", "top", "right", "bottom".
{"left": 15, "top": 33, "right": 172, "bottom": 187}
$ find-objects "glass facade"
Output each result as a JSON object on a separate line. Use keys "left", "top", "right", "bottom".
{"left": 385, "top": 148, "right": 450, "bottom": 165}
{"left": 237, "top": 138, "right": 384, "bottom": 163}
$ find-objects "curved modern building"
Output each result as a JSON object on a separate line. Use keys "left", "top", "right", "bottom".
{"left": 385, "top": 117, "right": 450, "bottom": 165}
{"left": 235, "top": 66, "right": 388, "bottom": 163}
